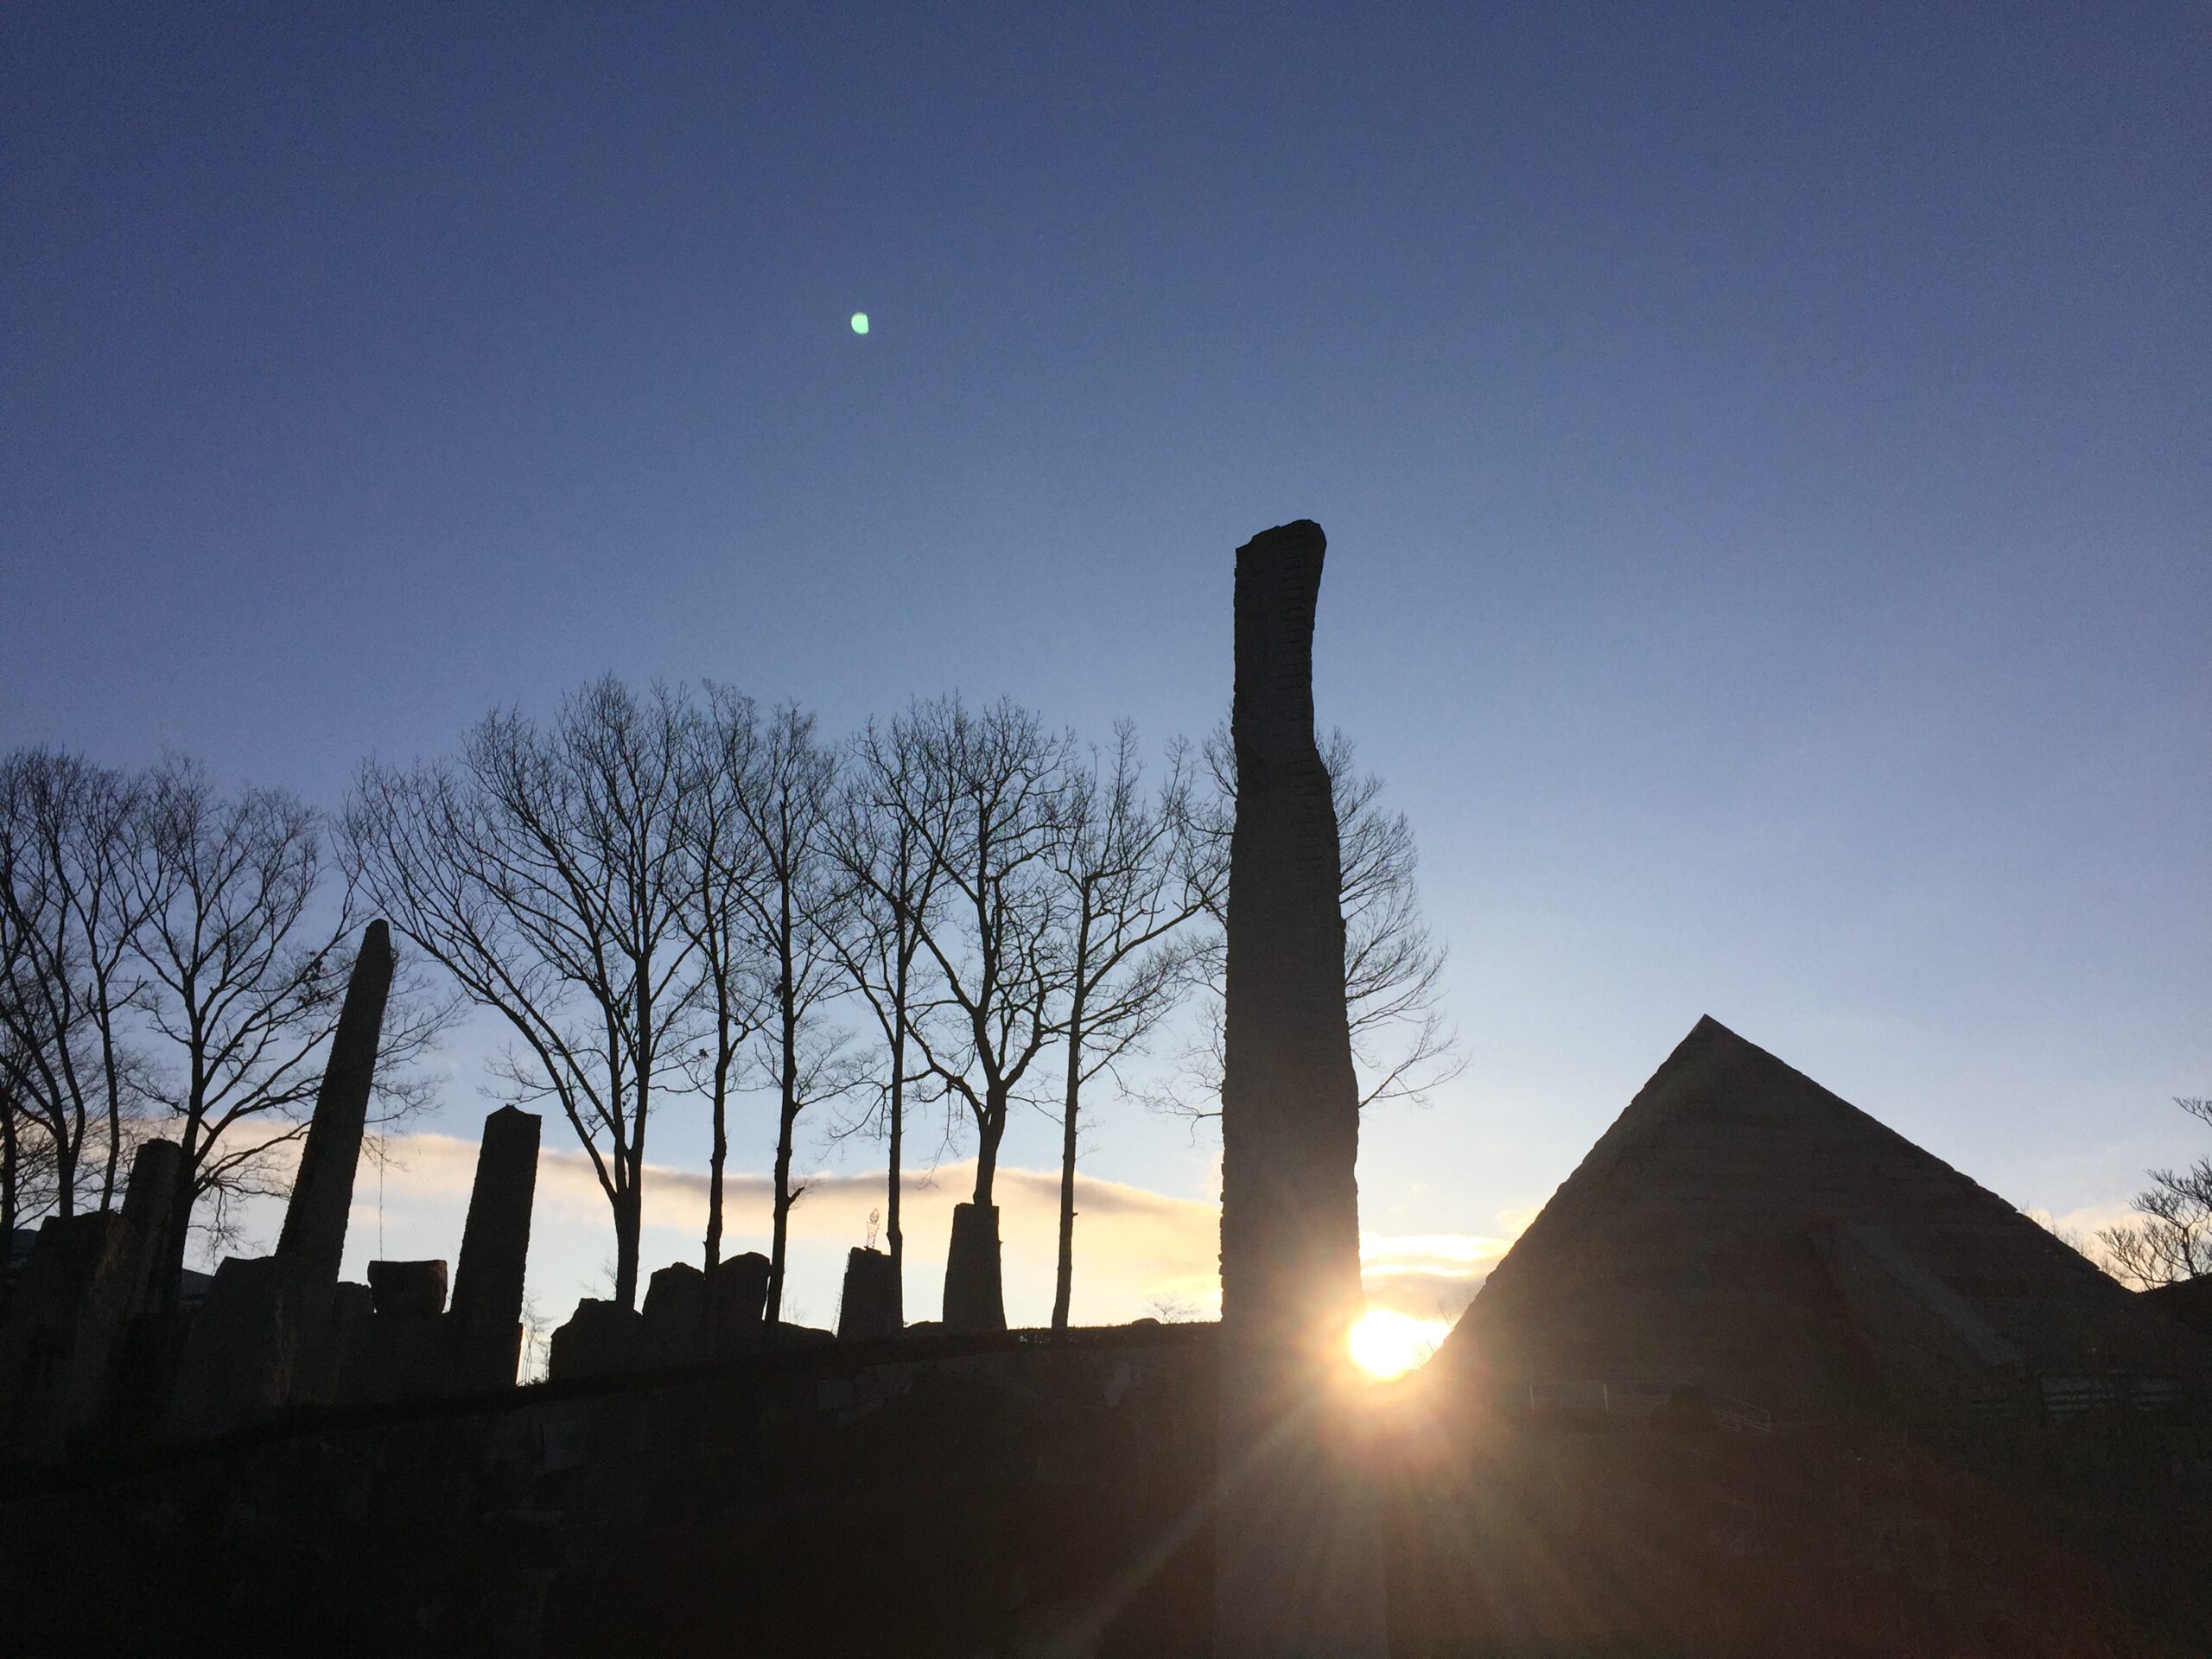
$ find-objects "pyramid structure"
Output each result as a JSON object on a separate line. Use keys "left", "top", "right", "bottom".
{"left": 1444, "top": 1016, "right": 2209, "bottom": 1426}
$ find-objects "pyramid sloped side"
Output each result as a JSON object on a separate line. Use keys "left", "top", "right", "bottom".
{"left": 1443, "top": 1017, "right": 2206, "bottom": 1422}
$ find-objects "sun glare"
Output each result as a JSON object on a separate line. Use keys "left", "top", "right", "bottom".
{"left": 1347, "top": 1306, "right": 1444, "bottom": 1380}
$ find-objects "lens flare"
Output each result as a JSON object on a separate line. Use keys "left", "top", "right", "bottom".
{"left": 850, "top": 312, "right": 870, "bottom": 335}
{"left": 1346, "top": 1306, "right": 1444, "bottom": 1379}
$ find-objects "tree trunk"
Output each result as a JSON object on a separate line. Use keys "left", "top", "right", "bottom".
{"left": 613, "top": 1177, "right": 641, "bottom": 1311}
{"left": 767, "top": 1090, "right": 796, "bottom": 1332}
{"left": 2, "top": 1093, "right": 17, "bottom": 1272}
{"left": 886, "top": 1009, "right": 906, "bottom": 1326}
{"left": 99, "top": 1013, "right": 123, "bottom": 1211}
{"left": 51, "top": 1135, "right": 75, "bottom": 1219}
{"left": 703, "top": 1042, "right": 731, "bottom": 1355}
{"left": 973, "top": 1086, "right": 1006, "bottom": 1205}
{"left": 1051, "top": 994, "right": 1087, "bottom": 1338}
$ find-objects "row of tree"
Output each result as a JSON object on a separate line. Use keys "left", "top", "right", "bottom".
{"left": 3, "top": 680, "right": 1457, "bottom": 1333}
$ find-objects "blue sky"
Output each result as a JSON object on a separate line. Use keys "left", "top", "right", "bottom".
{"left": 4, "top": 3, "right": 2206, "bottom": 1327}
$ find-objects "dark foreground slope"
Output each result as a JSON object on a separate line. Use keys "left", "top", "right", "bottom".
{"left": 5, "top": 1319, "right": 2209, "bottom": 1657}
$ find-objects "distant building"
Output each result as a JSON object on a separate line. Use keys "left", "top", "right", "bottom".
{"left": 1443, "top": 1016, "right": 2211, "bottom": 1428}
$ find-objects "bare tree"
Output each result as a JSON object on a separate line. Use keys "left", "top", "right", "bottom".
{"left": 1150, "top": 724, "right": 1460, "bottom": 1123}
{"left": 345, "top": 679, "right": 696, "bottom": 1311}
{"left": 721, "top": 700, "right": 853, "bottom": 1332}
{"left": 899, "top": 696, "right": 1071, "bottom": 1326}
{"left": 130, "top": 758, "right": 442, "bottom": 1287}
{"left": 827, "top": 707, "right": 954, "bottom": 1328}
{"left": 673, "top": 686, "right": 770, "bottom": 1350}
{"left": 0, "top": 749, "right": 155, "bottom": 1217}
{"left": 1, "top": 1016, "right": 63, "bottom": 1249}
{"left": 2098, "top": 1096, "right": 2212, "bottom": 1288}
{"left": 1046, "top": 725, "right": 1217, "bottom": 1336}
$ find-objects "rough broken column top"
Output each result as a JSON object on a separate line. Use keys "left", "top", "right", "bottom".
{"left": 1231, "top": 519, "right": 1329, "bottom": 769}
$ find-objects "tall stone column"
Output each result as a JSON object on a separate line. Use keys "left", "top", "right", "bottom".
{"left": 448, "top": 1105, "right": 540, "bottom": 1390}
{"left": 275, "top": 919, "right": 396, "bottom": 1288}
{"left": 168, "top": 922, "right": 394, "bottom": 1438}
{"left": 1214, "top": 519, "right": 1388, "bottom": 1657}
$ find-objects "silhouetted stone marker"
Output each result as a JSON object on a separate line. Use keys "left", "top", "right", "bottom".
{"left": 712, "top": 1251, "right": 771, "bottom": 1352}
{"left": 642, "top": 1262, "right": 707, "bottom": 1365}
{"left": 275, "top": 920, "right": 396, "bottom": 1289}
{"left": 0, "top": 1140, "right": 189, "bottom": 1458}
{"left": 367, "top": 1258, "right": 448, "bottom": 1317}
{"left": 342, "top": 1269, "right": 454, "bottom": 1408}
{"left": 837, "top": 1247, "right": 899, "bottom": 1341}
{"left": 307, "top": 1281, "right": 374, "bottom": 1403}
{"left": 942, "top": 1203, "right": 1005, "bottom": 1333}
{"left": 548, "top": 1299, "right": 645, "bottom": 1382}
{"left": 92, "top": 1141, "right": 190, "bottom": 1434}
{"left": 447, "top": 1106, "right": 539, "bottom": 1390}
{"left": 1214, "top": 520, "right": 1388, "bottom": 1657}
{"left": 162, "top": 1255, "right": 321, "bottom": 1441}
{"left": 0, "top": 1216, "right": 117, "bottom": 1458}
{"left": 167, "top": 924, "right": 398, "bottom": 1439}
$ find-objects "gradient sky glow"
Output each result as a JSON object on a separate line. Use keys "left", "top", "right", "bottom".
{"left": 3, "top": 4, "right": 2207, "bottom": 1327}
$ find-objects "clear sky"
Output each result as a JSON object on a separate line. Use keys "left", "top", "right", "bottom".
{"left": 4, "top": 4, "right": 2206, "bottom": 1331}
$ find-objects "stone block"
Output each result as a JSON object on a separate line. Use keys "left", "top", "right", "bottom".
{"left": 275, "top": 921, "right": 395, "bottom": 1290}
{"left": 547, "top": 1299, "right": 645, "bottom": 1382}
{"left": 943, "top": 1204, "right": 1005, "bottom": 1333}
{"left": 712, "top": 1252, "right": 771, "bottom": 1350}
{"left": 641, "top": 1262, "right": 706, "bottom": 1365}
{"left": 448, "top": 1106, "right": 540, "bottom": 1391}
{"left": 162, "top": 1254, "right": 322, "bottom": 1442}
{"left": 339, "top": 1307, "right": 457, "bottom": 1408}
{"left": 836, "top": 1247, "right": 900, "bottom": 1341}
{"left": 367, "top": 1259, "right": 448, "bottom": 1317}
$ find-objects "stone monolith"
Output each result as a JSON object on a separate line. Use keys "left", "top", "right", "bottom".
{"left": 941, "top": 1203, "right": 1005, "bottom": 1333}
{"left": 275, "top": 919, "right": 396, "bottom": 1289}
{"left": 836, "top": 1247, "right": 899, "bottom": 1341}
{"left": 641, "top": 1262, "right": 707, "bottom": 1365}
{"left": 1213, "top": 519, "right": 1387, "bottom": 1657}
{"left": 0, "top": 1140, "right": 188, "bottom": 1459}
{"left": 711, "top": 1251, "right": 772, "bottom": 1351}
{"left": 447, "top": 1105, "right": 540, "bottom": 1390}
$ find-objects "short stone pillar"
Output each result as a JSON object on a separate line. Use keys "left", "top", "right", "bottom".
{"left": 162, "top": 1255, "right": 321, "bottom": 1441}
{"left": 711, "top": 1252, "right": 771, "bottom": 1351}
{"left": 340, "top": 1263, "right": 452, "bottom": 1407}
{"left": 941, "top": 1203, "right": 1005, "bottom": 1333}
{"left": 0, "top": 1140, "right": 188, "bottom": 1458}
{"left": 836, "top": 1247, "right": 899, "bottom": 1341}
{"left": 446, "top": 1106, "right": 540, "bottom": 1391}
{"left": 547, "top": 1299, "right": 645, "bottom": 1382}
{"left": 94, "top": 1141, "right": 191, "bottom": 1437}
{"left": 640, "top": 1262, "right": 706, "bottom": 1365}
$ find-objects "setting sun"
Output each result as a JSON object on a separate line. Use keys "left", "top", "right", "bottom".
{"left": 1346, "top": 1306, "right": 1446, "bottom": 1379}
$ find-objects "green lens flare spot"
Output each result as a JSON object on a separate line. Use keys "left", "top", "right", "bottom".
{"left": 850, "top": 312, "right": 870, "bottom": 335}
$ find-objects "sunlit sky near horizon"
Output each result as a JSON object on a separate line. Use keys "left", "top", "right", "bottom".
{"left": 3, "top": 5, "right": 2206, "bottom": 1330}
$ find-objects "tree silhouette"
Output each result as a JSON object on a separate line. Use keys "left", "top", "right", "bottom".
{"left": 2098, "top": 1096, "right": 2212, "bottom": 1288}
{"left": 1046, "top": 724, "right": 1215, "bottom": 1336}
{"left": 828, "top": 706, "right": 957, "bottom": 1330}
{"left": 346, "top": 679, "right": 693, "bottom": 1312}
